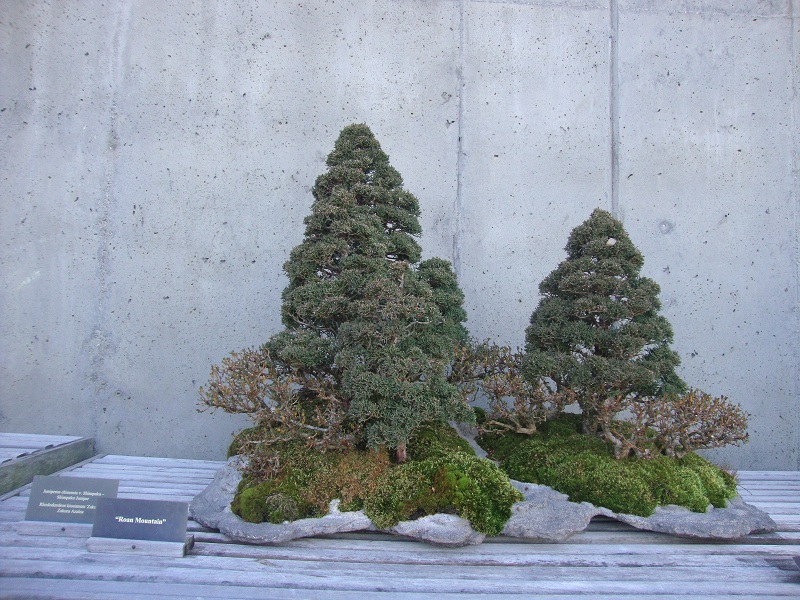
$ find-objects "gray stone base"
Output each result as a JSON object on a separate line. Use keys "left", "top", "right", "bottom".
{"left": 190, "top": 456, "right": 777, "bottom": 547}
{"left": 504, "top": 480, "right": 777, "bottom": 541}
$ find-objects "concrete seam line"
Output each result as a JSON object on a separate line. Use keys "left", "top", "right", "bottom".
{"left": 454, "top": 0, "right": 466, "bottom": 278}
{"left": 609, "top": 0, "right": 620, "bottom": 218}
{"left": 791, "top": 0, "right": 800, "bottom": 470}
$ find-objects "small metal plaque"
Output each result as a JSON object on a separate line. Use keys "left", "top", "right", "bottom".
{"left": 24, "top": 475, "right": 119, "bottom": 524}
{"left": 92, "top": 497, "right": 188, "bottom": 543}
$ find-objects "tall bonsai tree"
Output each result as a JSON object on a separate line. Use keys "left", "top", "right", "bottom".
{"left": 523, "top": 209, "right": 687, "bottom": 455}
{"left": 201, "top": 124, "right": 471, "bottom": 463}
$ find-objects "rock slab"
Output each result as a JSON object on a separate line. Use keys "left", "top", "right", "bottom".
{"left": 190, "top": 457, "right": 479, "bottom": 546}
{"left": 503, "top": 481, "right": 598, "bottom": 541}
{"left": 389, "top": 513, "right": 485, "bottom": 547}
{"left": 502, "top": 480, "right": 777, "bottom": 541}
{"left": 605, "top": 495, "right": 778, "bottom": 539}
{"left": 190, "top": 457, "right": 778, "bottom": 546}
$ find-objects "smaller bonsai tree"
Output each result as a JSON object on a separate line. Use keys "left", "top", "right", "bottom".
{"left": 481, "top": 208, "right": 747, "bottom": 461}
{"left": 473, "top": 208, "right": 748, "bottom": 516}
{"left": 524, "top": 208, "right": 687, "bottom": 455}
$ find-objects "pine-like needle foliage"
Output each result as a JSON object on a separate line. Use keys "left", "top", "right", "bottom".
{"left": 523, "top": 209, "right": 687, "bottom": 455}
{"left": 201, "top": 124, "right": 471, "bottom": 462}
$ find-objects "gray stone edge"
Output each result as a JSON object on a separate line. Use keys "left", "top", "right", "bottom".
{"left": 190, "top": 456, "right": 777, "bottom": 546}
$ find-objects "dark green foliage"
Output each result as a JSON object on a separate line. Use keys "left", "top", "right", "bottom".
{"left": 417, "top": 257, "right": 470, "bottom": 347}
{"left": 201, "top": 124, "right": 472, "bottom": 461}
{"left": 364, "top": 451, "right": 523, "bottom": 535}
{"left": 523, "top": 208, "right": 687, "bottom": 455}
{"left": 310, "top": 126, "right": 473, "bottom": 452}
{"left": 479, "top": 416, "right": 737, "bottom": 517}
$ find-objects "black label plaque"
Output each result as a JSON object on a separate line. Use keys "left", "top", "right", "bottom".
{"left": 25, "top": 475, "right": 119, "bottom": 524}
{"left": 92, "top": 497, "right": 188, "bottom": 543}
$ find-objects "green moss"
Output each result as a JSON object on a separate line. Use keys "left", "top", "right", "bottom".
{"left": 233, "top": 482, "right": 303, "bottom": 524}
{"left": 231, "top": 423, "right": 522, "bottom": 534}
{"left": 633, "top": 458, "right": 707, "bottom": 514}
{"left": 537, "top": 413, "right": 582, "bottom": 437}
{"left": 406, "top": 421, "right": 475, "bottom": 461}
{"left": 538, "top": 451, "right": 658, "bottom": 516}
{"left": 477, "top": 415, "right": 737, "bottom": 517}
{"left": 679, "top": 453, "right": 737, "bottom": 508}
{"left": 364, "top": 451, "right": 523, "bottom": 535}
{"left": 231, "top": 440, "right": 391, "bottom": 523}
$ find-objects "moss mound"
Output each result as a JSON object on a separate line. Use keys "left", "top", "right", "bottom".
{"left": 478, "top": 416, "right": 737, "bottom": 517}
{"left": 231, "top": 442, "right": 392, "bottom": 523}
{"left": 231, "top": 422, "right": 521, "bottom": 534}
{"left": 364, "top": 451, "right": 523, "bottom": 535}
{"left": 406, "top": 420, "right": 475, "bottom": 461}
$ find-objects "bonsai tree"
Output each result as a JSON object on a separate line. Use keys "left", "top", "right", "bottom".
{"left": 520, "top": 208, "right": 747, "bottom": 459}
{"left": 473, "top": 208, "right": 748, "bottom": 516}
{"left": 200, "top": 124, "right": 523, "bottom": 535}
{"left": 201, "top": 124, "right": 472, "bottom": 464}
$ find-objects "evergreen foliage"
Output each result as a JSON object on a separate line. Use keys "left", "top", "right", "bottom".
{"left": 478, "top": 208, "right": 747, "bottom": 461}
{"left": 523, "top": 208, "right": 687, "bottom": 454}
{"left": 200, "top": 124, "right": 472, "bottom": 463}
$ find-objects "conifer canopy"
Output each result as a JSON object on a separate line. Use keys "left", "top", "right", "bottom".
{"left": 523, "top": 209, "right": 686, "bottom": 440}
{"left": 204, "top": 124, "right": 472, "bottom": 460}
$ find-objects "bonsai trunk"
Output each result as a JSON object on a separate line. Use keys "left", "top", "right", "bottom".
{"left": 395, "top": 443, "right": 407, "bottom": 464}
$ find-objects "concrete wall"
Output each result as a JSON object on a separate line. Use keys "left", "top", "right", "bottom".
{"left": 1, "top": 0, "right": 797, "bottom": 469}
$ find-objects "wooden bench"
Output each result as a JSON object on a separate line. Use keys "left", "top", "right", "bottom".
{"left": 0, "top": 433, "right": 95, "bottom": 495}
{"left": 0, "top": 454, "right": 798, "bottom": 598}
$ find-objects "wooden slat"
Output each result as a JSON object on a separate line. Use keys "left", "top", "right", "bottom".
{"left": 0, "top": 456, "right": 797, "bottom": 598}
{"left": 86, "top": 535, "right": 193, "bottom": 557}
{"left": 0, "top": 437, "right": 96, "bottom": 495}
{"left": 736, "top": 472, "right": 800, "bottom": 481}
{"left": 11, "top": 578, "right": 794, "bottom": 600}
{"left": 92, "top": 455, "right": 225, "bottom": 469}
{"left": 14, "top": 521, "right": 93, "bottom": 537}
{"left": 0, "top": 545, "right": 793, "bottom": 584}
{"left": 0, "top": 449, "right": 41, "bottom": 462}
{"left": 1, "top": 556, "right": 798, "bottom": 595}
{"left": 0, "top": 433, "right": 81, "bottom": 447}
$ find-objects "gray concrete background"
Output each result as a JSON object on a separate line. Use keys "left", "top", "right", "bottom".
{"left": 1, "top": 0, "right": 797, "bottom": 469}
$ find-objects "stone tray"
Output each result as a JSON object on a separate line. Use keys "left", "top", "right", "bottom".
{"left": 190, "top": 456, "right": 777, "bottom": 547}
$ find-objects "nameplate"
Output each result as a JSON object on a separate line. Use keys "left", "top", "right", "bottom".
{"left": 92, "top": 497, "right": 188, "bottom": 543}
{"left": 25, "top": 475, "right": 119, "bottom": 524}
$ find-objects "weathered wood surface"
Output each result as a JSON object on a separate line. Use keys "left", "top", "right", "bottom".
{"left": 0, "top": 433, "right": 96, "bottom": 495}
{"left": 0, "top": 454, "right": 798, "bottom": 599}
{"left": 86, "top": 535, "right": 195, "bottom": 557}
